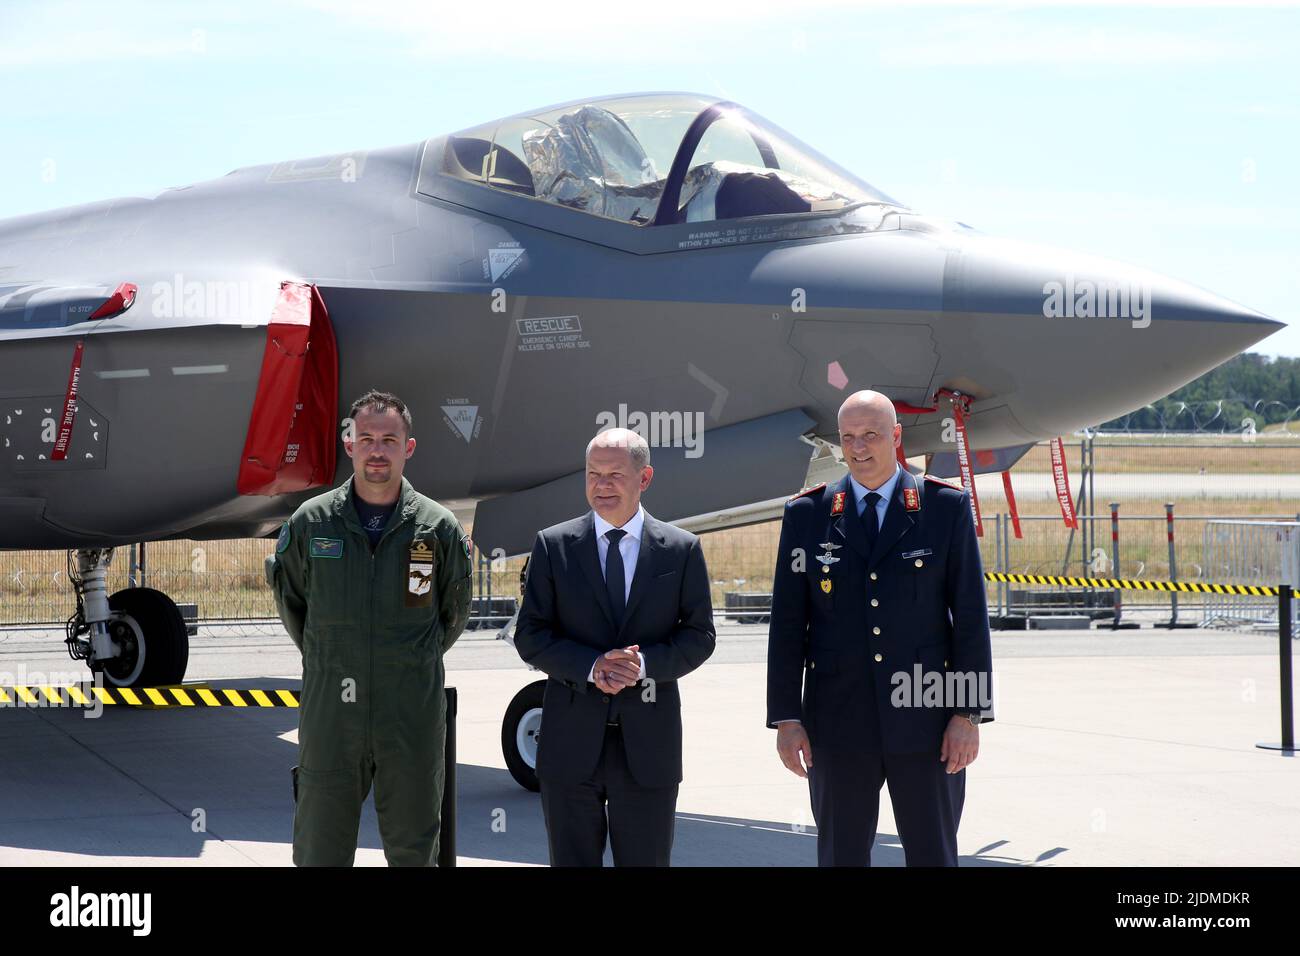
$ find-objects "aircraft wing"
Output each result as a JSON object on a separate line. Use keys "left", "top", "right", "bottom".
{"left": 470, "top": 408, "right": 817, "bottom": 557}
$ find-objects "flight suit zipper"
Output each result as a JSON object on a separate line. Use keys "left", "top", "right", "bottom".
{"left": 367, "top": 527, "right": 375, "bottom": 757}
{"left": 367, "top": 505, "right": 409, "bottom": 756}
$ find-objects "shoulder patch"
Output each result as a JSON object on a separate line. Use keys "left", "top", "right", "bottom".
{"left": 924, "top": 474, "right": 963, "bottom": 491}
{"left": 275, "top": 521, "right": 291, "bottom": 554}
{"left": 461, "top": 535, "right": 472, "bottom": 562}
{"left": 787, "top": 482, "right": 826, "bottom": 502}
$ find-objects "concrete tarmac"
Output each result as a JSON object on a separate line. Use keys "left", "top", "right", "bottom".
{"left": 0, "top": 622, "right": 1295, "bottom": 866}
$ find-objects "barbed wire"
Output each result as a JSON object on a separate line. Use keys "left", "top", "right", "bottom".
{"left": 1098, "top": 399, "right": 1300, "bottom": 435}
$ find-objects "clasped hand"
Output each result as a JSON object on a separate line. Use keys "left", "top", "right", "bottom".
{"left": 594, "top": 645, "right": 641, "bottom": 695}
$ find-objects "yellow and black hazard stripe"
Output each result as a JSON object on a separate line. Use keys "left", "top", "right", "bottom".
{"left": 0, "top": 685, "right": 300, "bottom": 708}
{"left": 984, "top": 572, "right": 1299, "bottom": 598}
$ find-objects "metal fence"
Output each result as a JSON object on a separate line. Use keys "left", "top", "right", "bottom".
{"left": 1, "top": 516, "right": 1296, "bottom": 633}
{"left": 0, "top": 540, "right": 279, "bottom": 634}
{"left": 975, "top": 433, "right": 1300, "bottom": 626}
{"left": 1201, "top": 521, "right": 1300, "bottom": 636}
{"left": 1, "top": 434, "right": 1296, "bottom": 633}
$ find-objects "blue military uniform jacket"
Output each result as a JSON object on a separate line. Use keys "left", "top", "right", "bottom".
{"left": 766, "top": 467, "right": 994, "bottom": 754}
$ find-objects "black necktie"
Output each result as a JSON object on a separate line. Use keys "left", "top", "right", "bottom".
{"left": 604, "top": 528, "right": 627, "bottom": 629}
{"left": 860, "top": 492, "right": 882, "bottom": 552}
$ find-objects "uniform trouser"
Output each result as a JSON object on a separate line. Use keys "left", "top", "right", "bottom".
{"left": 539, "top": 722, "right": 679, "bottom": 867}
{"left": 292, "top": 718, "right": 447, "bottom": 867}
{"left": 808, "top": 747, "right": 965, "bottom": 866}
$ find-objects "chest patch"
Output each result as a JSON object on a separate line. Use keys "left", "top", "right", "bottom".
{"left": 309, "top": 537, "right": 344, "bottom": 559}
{"left": 407, "top": 539, "right": 435, "bottom": 606}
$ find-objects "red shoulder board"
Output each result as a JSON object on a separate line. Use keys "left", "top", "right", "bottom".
{"left": 924, "top": 474, "right": 962, "bottom": 491}
{"left": 787, "top": 482, "right": 826, "bottom": 502}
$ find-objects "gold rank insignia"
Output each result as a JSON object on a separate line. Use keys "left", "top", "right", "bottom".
{"left": 903, "top": 486, "right": 920, "bottom": 511}
{"left": 820, "top": 578, "right": 832, "bottom": 594}
{"left": 407, "top": 539, "right": 435, "bottom": 607}
{"left": 830, "top": 491, "right": 846, "bottom": 515}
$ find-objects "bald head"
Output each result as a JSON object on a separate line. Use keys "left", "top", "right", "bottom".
{"left": 837, "top": 389, "right": 902, "bottom": 488}
{"left": 838, "top": 390, "right": 897, "bottom": 429}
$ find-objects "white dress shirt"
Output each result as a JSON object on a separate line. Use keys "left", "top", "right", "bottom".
{"left": 775, "top": 464, "right": 901, "bottom": 726}
{"left": 587, "top": 505, "right": 647, "bottom": 684}
{"left": 849, "top": 463, "right": 901, "bottom": 527}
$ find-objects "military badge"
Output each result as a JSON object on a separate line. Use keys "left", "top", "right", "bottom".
{"left": 275, "top": 522, "right": 291, "bottom": 554}
{"left": 903, "top": 486, "right": 920, "bottom": 512}
{"left": 309, "top": 537, "right": 343, "bottom": 559}
{"left": 407, "top": 539, "right": 435, "bottom": 607}
{"left": 817, "top": 555, "right": 840, "bottom": 570}
{"left": 830, "top": 492, "right": 846, "bottom": 515}
{"left": 820, "top": 579, "right": 832, "bottom": 594}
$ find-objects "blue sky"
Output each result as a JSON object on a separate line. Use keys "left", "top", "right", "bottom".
{"left": 2, "top": 0, "right": 1297, "bottom": 355}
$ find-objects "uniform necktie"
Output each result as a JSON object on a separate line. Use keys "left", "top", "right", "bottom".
{"left": 604, "top": 528, "right": 627, "bottom": 629}
{"left": 860, "top": 491, "right": 882, "bottom": 552}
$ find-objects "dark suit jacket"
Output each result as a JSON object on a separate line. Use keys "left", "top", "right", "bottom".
{"left": 514, "top": 510, "right": 716, "bottom": 787}
{"left": 766, "top": 469, "right": 994, "bottom": 754}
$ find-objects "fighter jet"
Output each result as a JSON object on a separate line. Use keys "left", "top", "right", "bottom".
{"left": 0, "top": 91, "right": 1282, "bottom": 688}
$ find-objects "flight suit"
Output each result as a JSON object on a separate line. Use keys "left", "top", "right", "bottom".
{"left": 265, "top": 474, "right": 473, "bottom": 866}
{"left": 766, "top": 468, "right": 994, "bottom": 866}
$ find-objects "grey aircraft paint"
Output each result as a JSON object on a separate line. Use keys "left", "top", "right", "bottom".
{"left": 0, "top": 92, "right": 1282, "bottom": 558}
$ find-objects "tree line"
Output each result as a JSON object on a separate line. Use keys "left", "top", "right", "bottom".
{"left": 1099, "top": 353, "right": 1300, "bottom": 432}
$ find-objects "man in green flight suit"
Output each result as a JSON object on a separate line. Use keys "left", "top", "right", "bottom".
{"left": 265, "top": 389, "right": 473, "bottom": 866}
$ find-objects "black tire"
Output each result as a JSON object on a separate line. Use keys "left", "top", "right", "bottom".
{"left": 501, "top": 679, "right": 546, "bottom": 792}
{"left": 98, "top": 587, "right": 189, "bottom": 688}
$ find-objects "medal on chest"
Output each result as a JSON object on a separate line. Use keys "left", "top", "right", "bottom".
{"left": 815, "top": 540, "right": 841, "bottom": 572}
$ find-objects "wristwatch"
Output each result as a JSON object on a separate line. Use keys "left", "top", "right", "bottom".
{"left": 959, "top": 711, "right": 983, "bottom": 727}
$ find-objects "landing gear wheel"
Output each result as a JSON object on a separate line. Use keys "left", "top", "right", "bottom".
{"left": 98, "top": 587, "right": 189, "bottom": 688}
{"left": 502, "top": 679, "right": 546, "bottom": 792}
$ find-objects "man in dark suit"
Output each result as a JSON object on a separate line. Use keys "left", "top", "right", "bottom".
{"left": 514, "top": 427, "right": 716, "bottom": 866}
{"left": 767, "top": 389, "right": 994, "bottom": 866}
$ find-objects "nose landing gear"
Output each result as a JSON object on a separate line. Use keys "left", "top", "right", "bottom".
{"left": 64, "top": 548, "right": 189, "bottom": 688}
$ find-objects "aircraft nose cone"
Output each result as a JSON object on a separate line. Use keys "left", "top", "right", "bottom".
{"left": 938, "top": 235, "right": 1285, "bottom": 438}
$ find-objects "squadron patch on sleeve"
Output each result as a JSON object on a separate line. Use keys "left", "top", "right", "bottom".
{"left": 275, "top": 522, "right": 291, "bottom": 554}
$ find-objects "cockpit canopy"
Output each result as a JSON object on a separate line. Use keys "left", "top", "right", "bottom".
{"left": 439, "top": 93, "right": 900, "bottom": 227}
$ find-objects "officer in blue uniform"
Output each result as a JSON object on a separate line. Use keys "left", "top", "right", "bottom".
{"left": 767, "top": 389, "right": 994, "bottom": 866}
